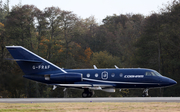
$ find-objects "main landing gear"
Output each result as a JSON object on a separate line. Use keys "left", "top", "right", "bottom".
{"left": 82, "top": 89, "right": 94, "bottom": 98}
{"left": 142, "top": 88, "right": 149, "bottom": 97}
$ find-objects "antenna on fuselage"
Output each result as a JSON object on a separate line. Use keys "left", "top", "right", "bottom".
{"left": 114, "top": 65, "right": 119, "bottom": 69}
{"left": 93, "top": 65, "right": 97, "bottom": 69}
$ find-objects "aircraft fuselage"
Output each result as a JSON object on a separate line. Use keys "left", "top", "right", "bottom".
{"left": 24, "top": 68, "right": 176, "bottom": 89}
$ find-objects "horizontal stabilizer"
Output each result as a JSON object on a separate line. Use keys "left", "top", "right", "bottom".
{"left": 6, "top": 58, "right": 42, "bottom": 63}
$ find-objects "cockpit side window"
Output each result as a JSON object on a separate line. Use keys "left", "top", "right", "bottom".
{"left": 145, "top": 72, "right": 152, "bottom": 76}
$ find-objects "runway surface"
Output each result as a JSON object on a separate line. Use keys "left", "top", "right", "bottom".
{"left": 0, "top": 97, "right": 180, "bottom": 103}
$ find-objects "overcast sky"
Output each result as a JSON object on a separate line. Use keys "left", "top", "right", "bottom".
{"left": 5, "top": 0, "right": 172, "bottom": 22}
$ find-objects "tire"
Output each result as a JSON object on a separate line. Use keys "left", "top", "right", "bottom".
{"left": 82, "top": 92, "right": 88, "bottom": 98}
{"left": 87, "top": 92, "right": 92, "bottom": 97}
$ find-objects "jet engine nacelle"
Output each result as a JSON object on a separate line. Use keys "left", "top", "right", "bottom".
{"left": 50, "top": 73, "right": 83, "bottom": 84}
{"left": 102, "top": 88, "right": 115, "bottom": 92}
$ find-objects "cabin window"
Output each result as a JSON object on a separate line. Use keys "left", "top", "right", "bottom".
{"left": 86, "top": 73, "right": 90, "bottom": 77}
{"left": 111, "top": 73, "right": 115, "bottom": 77}
{"left": 119, "top": 73, "right": 123, "bottom": 77}
{"left": 95, "top": 73, "right": 98, "bottom": 77}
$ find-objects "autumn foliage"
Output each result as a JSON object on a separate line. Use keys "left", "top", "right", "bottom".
{"left": 0, "top": 0, "right": 180, "bottom": 97}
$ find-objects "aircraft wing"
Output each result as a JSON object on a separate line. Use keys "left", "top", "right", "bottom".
{"left": 56, "top": 84, "right": 113, "bottom": 87}
{"left": 54, "top": 84, "right": 114, "bottom": 90}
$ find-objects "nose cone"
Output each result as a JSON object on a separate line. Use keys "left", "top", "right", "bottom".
{"left": 160, "top": 77, "right": 177, "bottom": 87}
{"left": 169, "top": 79, "right": 177, "bottom": 85}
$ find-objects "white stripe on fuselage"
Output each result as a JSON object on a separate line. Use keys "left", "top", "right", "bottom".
{"left": 83, "top": 78, "right": 158, "bottom": 84}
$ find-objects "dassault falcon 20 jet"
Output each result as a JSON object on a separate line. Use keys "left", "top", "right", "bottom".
{"left": 6, "top": 46, "right": 177, "bottom": 97}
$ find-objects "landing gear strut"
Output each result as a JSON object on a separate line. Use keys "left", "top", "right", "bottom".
{"left": 82, "top": 89, "right": 94, "bottom": 98}
{"left": 142, "top": 88, "right": 149, "bottom": 97}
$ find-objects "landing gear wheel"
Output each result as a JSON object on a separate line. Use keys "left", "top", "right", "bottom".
{"left": 82, "top": 92, "right": 88, "bottom": 98}
{"left": 87, "top": 92, "right": 92, "bottom": 97}
{"left": 82, "top": 89, "right": 94, "bottom": 98}
{"left": 82, "top": 92, "right": 92, "bottom": 98}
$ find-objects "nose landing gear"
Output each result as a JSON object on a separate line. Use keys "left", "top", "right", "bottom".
{"left": 142, "top": 88, "right": 149, "bottom": 97}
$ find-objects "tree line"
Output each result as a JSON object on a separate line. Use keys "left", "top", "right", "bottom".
{"left": 0, "top": 0, "right": 180, "bottom": 97}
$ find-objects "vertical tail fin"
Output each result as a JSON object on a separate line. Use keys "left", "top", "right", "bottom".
{"left": 6, "top": 46, "right": 66, "bottom": 75}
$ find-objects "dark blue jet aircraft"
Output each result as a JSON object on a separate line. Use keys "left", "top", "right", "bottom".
{"left": 6, "top": 46, "right": 177, "bottom": 97}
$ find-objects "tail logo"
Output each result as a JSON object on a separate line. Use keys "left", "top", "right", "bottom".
{"left": 32, "top": 65, "right": 50, "bottom": 69}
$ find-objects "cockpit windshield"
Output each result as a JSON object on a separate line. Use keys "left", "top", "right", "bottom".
{"left": 153, "top": 71, "right": 162, "bottom": 76}
{"left": 145, "top": 71, "right": 162, "bottom": 76}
